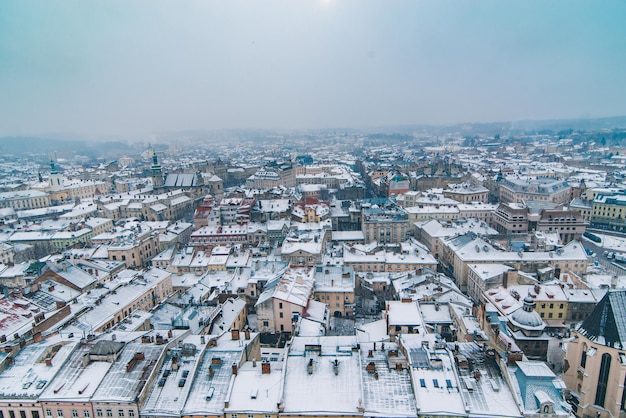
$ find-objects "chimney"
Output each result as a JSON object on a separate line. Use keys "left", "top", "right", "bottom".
{"left": 244, "top": 329, "right": 250, "bottom": 340}
{"left": 373, "top": 342, "right": 377, "bottom": 351}
{"left": 252, "top": 358, "right": 257, "bottom": 367}
{"left": 232, "top": 363, "right": 238, "bottom": 376}
{"left": 168, "top": 330, "right": 173, "bottom": 338}
{"left": 262, "top": 361, "right": 271, "bottom": 374}
{"left": 231, "top": 329, "right": 240, "bottom": 340}
{"left": 307, "top": 358, "right": 314, "bottom": 375}
{"left": 502, "top": 271, "right": 508, "bottom": 289}
{"left": 45, "top": 357, "right": 52, "bottom": 367}
{"left": 208, "top": 366, "right": 214, "bottom": 379}
{"left": 200, "top": 336, "right": 206, "bottom": 345}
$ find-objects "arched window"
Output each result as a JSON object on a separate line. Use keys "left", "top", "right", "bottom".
{"left": 595, "top": 353, "right": 611, "bottom": 407}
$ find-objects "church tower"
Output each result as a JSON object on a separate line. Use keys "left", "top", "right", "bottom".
{"left": 48, "top": 160, "right": 63, "bottom": 191}
{"left": 151, "top": 150, "right": 164, "bottom": 187}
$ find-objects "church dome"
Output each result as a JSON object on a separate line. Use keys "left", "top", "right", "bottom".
{"left": 510, "top": 296, "right": 544, "bottom": 329}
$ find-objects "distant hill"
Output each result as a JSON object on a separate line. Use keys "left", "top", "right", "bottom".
{"left": 364, "top": 116, "right": 626, "bottom": 136}
{"left": 0, "top": 136, "right": 134, "bottom": 157}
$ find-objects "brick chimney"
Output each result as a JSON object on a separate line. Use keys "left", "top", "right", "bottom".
{"left": 231, "top": 363, "right": 238, "bottom": 375}
{"left": 231, "top": 329, "right": 240, "bottom": 340}
{"left": 261, "top": 361, "right": 271, "bottom": 374}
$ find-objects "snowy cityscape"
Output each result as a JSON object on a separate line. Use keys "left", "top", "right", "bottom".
{"left": 0, "top": 127, "right": 625, "bottom": 418}
{"left": 2, "top": 1, "right": 626, "bottom": 417}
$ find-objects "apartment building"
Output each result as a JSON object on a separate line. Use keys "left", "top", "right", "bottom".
{"left": 90, "top": 339, "right": 170, "bottom": 418}
{"left": 443, "top": 183, "right": 489, "bottom": 203}
{"left": 255, "top": 267, "right": 315, "bottom": 334}
{"left": 441, "top": 236, "right": 588, "bottom": 291}
{"left": 106, "top": 230, "right": 160, "bottom": 268}
{"left": 63, "top": 268, "right": 173, "bottom": 333}
{"left": 0, "top": 339, "right": 80, "bottom": 418}
{"left": 535, "top": 208, "right": 587, "bottom": 244}
{"left": 0, "top": 190, "right": 50, "bottom": 210}
{"left": 493, "top": 202, "right": 529, "bottom": 235}
{"left": 361, "top": 205, "right": 409, "bottom": 244}
{"left": 591, "top": 193, "right": 626, "bottom": 231}
{"left": 313, "top": 265, "right": 355, "bottom": 318}
{"left": 498, "top": 176, "right": 571, "bottom": 204}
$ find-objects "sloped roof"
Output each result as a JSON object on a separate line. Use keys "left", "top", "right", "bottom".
{"left": 89, "top": 340, "right": 125, "bottom": 356}
{"left": 164, "top": 173, "right": 198, "bottom": 187}
{"left": 578, "top": 290, "right": 626, "bottom": 349}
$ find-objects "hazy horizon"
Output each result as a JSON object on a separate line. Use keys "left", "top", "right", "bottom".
{"left": 1, "top": 0, "right": 625, "bottom": 136}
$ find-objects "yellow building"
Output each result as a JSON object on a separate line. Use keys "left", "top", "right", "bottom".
{"left": 313, "top": 266, "right": 355, "bottom": 318}
{"left": 591, "top": 193, "right": 626, "bottom": 231}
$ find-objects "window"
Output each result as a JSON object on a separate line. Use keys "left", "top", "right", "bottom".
{"left": 72, "top": 412, "right": 78, "bottom": 418}
{"left": 106, "top": 411, "right": 112, "bottom": 418}
{"left": 580, "top": 344, "right": 587, "bottom": 368}
{"left": 57, "top": 411, "right": 63, "bottom": 418}
{"left": 46, "top": 411, "right": 52, "bottom": 418}
{"left": 596, "top": 353, "right": 612, "bottom": 407}
{"left": 32, "top": 412, "right": 39, "bottom": 418}
{"left": 279, "top": 302, "right": 283, "bottom": 309}
{"left": 83, "top": 412, "right": 90, "bottom": 418}
{"left": 263, "top": 320, "right": 269, "bottom": 327}
{"left": 118, "top": 411, "right": 123, "bottom": 418}
{"left": 279, "top": 312, "right": 283, "bottom": 318}
{"left": 20, "top": 412, "right": 26, "bottom": 418}
{"left": 127, "top": 412, "right": 134, "bottom": 418}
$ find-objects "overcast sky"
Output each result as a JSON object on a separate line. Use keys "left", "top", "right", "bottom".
{"left": 1, "top": 0, "right": 625, "bottom": 136}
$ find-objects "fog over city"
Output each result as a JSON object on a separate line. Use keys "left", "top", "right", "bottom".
{"left": 1, "top": 0, "right": 626, "bottom": 137}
